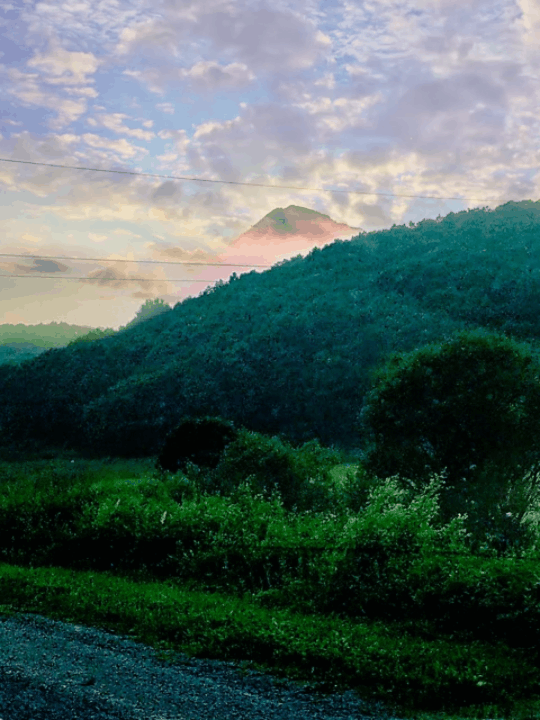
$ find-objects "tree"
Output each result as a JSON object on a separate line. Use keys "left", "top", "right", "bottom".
{"left": 67, "top": 327, "right": 117, "bottom": 346}
{"left": 355, "top": 328, "right": 540, "bottom": 553}
{"left": 122, "top": 298, "right": 172, "bottom": 330}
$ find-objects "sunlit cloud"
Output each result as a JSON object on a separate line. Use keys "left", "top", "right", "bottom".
{"left": 0, "top": 0, "right": 538, "bottom": 330}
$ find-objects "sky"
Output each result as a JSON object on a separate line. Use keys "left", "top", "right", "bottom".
{"left": 0, "top": 0, "right": 539, "bottom": 332}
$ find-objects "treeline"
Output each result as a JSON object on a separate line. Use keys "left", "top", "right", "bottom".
{"left": 0, "top": 320, "right": 102, "bottom": 348}
{"left": 0, "top": 298, "right": 174, "bottom": 367}
{"left": 1, "top": 199, "right": 540, "bottom": 461}
{"left": 0, "top": 321, "right": 103, "bottom": 367}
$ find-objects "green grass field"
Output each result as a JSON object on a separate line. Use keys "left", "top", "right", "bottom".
{"left": 0, "top": 446, "right": 540, "bottom": 719}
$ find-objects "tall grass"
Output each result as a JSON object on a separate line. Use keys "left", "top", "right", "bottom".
{"left": 0, "top": 446, "right": 539, "bottom": 720}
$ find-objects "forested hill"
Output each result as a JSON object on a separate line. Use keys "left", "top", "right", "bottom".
{"left": 2, "top": 198, "right": 540, "bottom": 461}
{"left": 0, "top": 321, "right": 109, "bottom": 367}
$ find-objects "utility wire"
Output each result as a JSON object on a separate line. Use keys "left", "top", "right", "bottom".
{"left": 0, "top": 253, "right": 271, "bottom": 268}
{"left": 0, "top": 155, "right": 498, "bottom": 284}
{"left": 0, "top": 252, "right": 274, "bottom": 283}
{"left": 0, "top": 274, "right": 233, "bottom": 283}
{"left": 0, "top": 156, "right": 496, "bottom": 202}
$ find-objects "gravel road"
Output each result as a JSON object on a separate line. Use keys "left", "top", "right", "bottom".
{"left": 0, "top": 610, "right": 408, "bottom": 720}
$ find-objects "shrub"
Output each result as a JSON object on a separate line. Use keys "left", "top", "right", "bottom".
{"left": 355, "top": 328, "right": 540, "bottom": 550}
{"left": 207, "top": 430, "right": 340, "bottom": 514}
{"left": 332, "top": 463, "right": 381, "bottom": 516}
{"left": 155, "top": 415, "right": 240, "bottom": 478}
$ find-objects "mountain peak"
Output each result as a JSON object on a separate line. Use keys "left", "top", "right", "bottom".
{"left": 215, "top": 204, "right": 364, "bottom": 267}
{"left": 249, "top": 205, "right": 359, "bottom": 235}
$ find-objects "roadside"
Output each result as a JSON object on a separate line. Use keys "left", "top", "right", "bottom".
{"left": 0, "top": 608, "right": 408, "bottom": 720}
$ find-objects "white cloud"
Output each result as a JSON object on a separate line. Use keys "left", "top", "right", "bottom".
{"left": 1, "top": 67, "right": 92, "bottom": 129}
{"left": 86, "top": 113, "right": 155, "bottom": 140}
{"left": 26, "top": 39, "right": 103, "bottom": 87}
{"left": 0, "top": 0, "right": 539, "bottom": 328}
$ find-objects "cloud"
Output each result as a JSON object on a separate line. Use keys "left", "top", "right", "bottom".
{"left": 0, "top": 0, "right": 539, "bottom": 329}
{"left": 26, "top": 37, "right": 103, "bottom": 87}
{"left": 86, "top": 113, "right": 155, "bottom": 141}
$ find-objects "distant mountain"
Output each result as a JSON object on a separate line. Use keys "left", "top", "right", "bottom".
{"left": 216, "top": 204, "right": 364, "bottom": 265}
{"left": 246, "top": 204, "right": 362, "bottom": 237}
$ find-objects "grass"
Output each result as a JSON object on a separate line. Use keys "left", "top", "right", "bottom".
{"left": 0, "top": 441, "right": 540, "bottom": 719}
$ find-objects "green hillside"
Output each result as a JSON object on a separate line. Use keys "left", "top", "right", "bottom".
{"left": 2, "top": 199, "right": 540, "bottom": 462}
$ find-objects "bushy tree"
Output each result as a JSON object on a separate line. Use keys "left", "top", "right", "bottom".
{"left": 155, "top": 415, "right": 240, "bottom": 477}
{"left": 208, "top": 430, "right": 342, "bottom": 514}
{"left": 355, "top": 328, "right": 540, "bottom": 553}
{"left": 122, "top": 298, "right": 172, "bottom": 331}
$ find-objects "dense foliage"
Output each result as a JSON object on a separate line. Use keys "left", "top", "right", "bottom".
{"left": 2, "top": 199, "right": 540, "bottom": 466}
{"left": 202, "top": 428, "right": 345, "bottom": 514}
{"left": 356, "top": 327, "right": 540, "bottom": 553}
{"left": 1, "top": 449, "right": 540, "bottom": 719}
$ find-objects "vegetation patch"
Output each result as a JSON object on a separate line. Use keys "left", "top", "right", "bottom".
{"left": 0, "top": 438, "right": 540, "bottom": 719}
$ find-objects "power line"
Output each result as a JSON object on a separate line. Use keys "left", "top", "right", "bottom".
{"left": 0, "top": 157, "right": 497, "bottom": 202}
{"left": 0, "top": 155, "right": 498, "bottom": 284}
{"left": 0, "top": 252, "right": 274, "bottom": 283}
{"left": 0, "top": 253, "right": 271, "bottom": 268}
{"left": 0, "top": 244, "right": 334, "bottom": 282}
{"left": 0, "top": 273, "right": 236, "bottom": 283}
